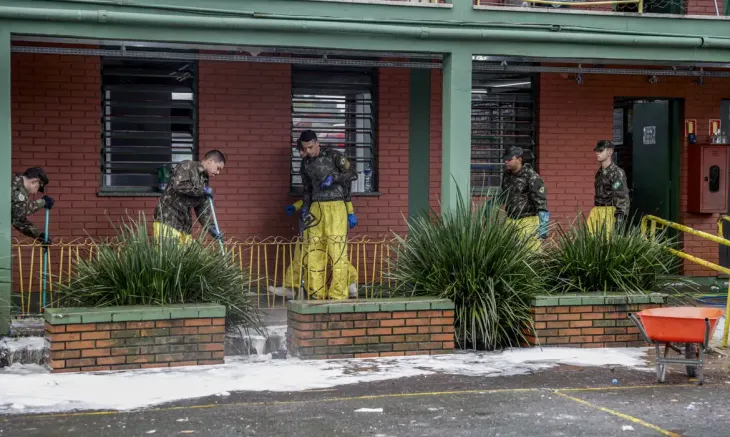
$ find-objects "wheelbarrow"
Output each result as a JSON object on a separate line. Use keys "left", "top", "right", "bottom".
{"left": 628, "top": 307, "right": 725, "bottom": 385}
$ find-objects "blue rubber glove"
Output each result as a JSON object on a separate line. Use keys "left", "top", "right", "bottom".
{"left": 203, "top": 186, "right": 213, "bottom": 199}
{"left": 208, "top": 227, "right": 223, "bottom": 241}
{"left": 42, "top": 195, "right": 54, "bottom": 210}
{"left": 348, "top": 213, "right": 358, "bottom": 229}
{"left": 37, "top": 233, "right": 52, "bottom": 245}
{"left": 285, "top": 205, "right": 297, "bottom": 216}
{"left": 320, "top": 175, "right": 334, "bottom": 189}
{"left": 301, "top": 208, "right": 315, "bottom": 227}
{"left": 537, "top": 211, "right": 550, "bottom": 240}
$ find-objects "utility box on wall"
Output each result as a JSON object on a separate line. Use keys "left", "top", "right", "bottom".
{"left": 688, "top": 144, "right": 729, "bottom": 214}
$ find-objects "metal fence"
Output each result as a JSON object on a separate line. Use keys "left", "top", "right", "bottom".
{"left": 10, "top": 235, "right": 399, "bottom": 315}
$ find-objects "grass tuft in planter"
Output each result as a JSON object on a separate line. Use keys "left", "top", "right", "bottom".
{"left": 58, "top": 212, "right": 262, "bottom": 332}
{"left": 544, "top": 215, "right": 679, "bottom": 295}
{"left": 389, "top": 189, "right": 547, "bottom": 351}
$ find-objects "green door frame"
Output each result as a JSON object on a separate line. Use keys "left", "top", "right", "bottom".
{"left": 618, "top": 96, "right": 681, "bottom": 228}
{"left": 669, "top": 99, "right": 682, "bottom": 227}
{"left": 0, "top": 30, "right": 10, "bottom": 336}
{"left": 408, "top": 69, "right": 432, "bottom": 220}
{"left": 668, "top": 99, "right": 683, "bottom": 275}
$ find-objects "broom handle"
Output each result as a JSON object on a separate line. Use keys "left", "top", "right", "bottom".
{"left": 42, "top": 207, "right": 50, "bottom": 309}
{"left": 207, "top": 197, "right": 225, "bottom": 256}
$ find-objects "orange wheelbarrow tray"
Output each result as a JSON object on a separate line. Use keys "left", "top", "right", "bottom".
{"left": 628, "top": 307, "right": 725, "bottom": 385}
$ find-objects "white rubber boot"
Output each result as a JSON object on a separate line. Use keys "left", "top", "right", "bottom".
{"left": 348, "top": 283, "right": 358, "bottom": 298}
{"left": 268, "top": 286, "right": 295, "bottom": 300}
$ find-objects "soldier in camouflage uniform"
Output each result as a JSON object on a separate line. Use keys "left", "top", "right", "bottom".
{"left": 298, "top": 130, "right": 358, "bottom": 300}
{"left": 589, "top": 140, "right": 630, "bottom": 236}
{"left": 500, "top": 146, "right": 549, "bottom": 250}
{"left": 269, "top": 140, "right": 360, "bottom": 300}
{"left": 11, "top": 167, "right": 54, "bottom": 243}
{"left": 153, "top": 150, "right": 226, "bottom": 244}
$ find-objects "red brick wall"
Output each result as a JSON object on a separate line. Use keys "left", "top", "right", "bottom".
{"left": 539, "top": 71, "right": 730, "bottom": 275}
{"left": 11, "top": 52, "right": 162, "bottom": 240}
{"left": 11, "top": 54, "right": 418, "bottom": 242}
{"left": 45, "top": 316, "right": 226, "bottom": 373}
{"left": 356, "top": 68, "right": 411, "bottom": 236}
{"left": 197, "top": 61, "right": 293, "bottom": 239}
{"left": 13, "top": 51, "right": 730, "bottom": 278}
{"left": 687, "top": 0, "right": 724, "bottom": 15}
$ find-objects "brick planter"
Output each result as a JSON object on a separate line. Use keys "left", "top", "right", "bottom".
{"left": 286, "top": 298, "right": 455, "bottom": 359}
{"left": 44, "top": 304, "right": 226, "bottom": 373}
{"left": 526, "top": 294, "right": 667, "bottom": 348}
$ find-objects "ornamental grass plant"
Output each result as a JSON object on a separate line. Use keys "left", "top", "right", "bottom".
{"left": 544, "top": 214, "right": 679, "bottom": 295}
{"left": 389, "top": 189, "right": 547, "bottom": 350}
{"left": 58, "top": 213, "right": 262, "bottom": 331}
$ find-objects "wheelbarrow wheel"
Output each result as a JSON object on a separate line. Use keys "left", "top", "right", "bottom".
{"left": 685, "top": 343, "right": 698, "bottom": 378}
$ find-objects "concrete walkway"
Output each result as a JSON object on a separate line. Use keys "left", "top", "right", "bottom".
{"left": 2, "top": 354, "right": 729, "bottom": 437}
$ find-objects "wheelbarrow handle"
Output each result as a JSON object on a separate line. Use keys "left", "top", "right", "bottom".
{"left": 628, "top": 313, "right": 653, "bottom": 344}
{"left": 703, "top": 318, "right": 711, "bottom": 349}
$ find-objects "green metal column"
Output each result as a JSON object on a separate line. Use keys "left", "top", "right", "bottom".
{"left": 0, "top": 29, "right": 10, "bottom": 336}
{"left": 408, "top": 69, "right": 431, "bottom": 219}
{"left": 441, "top": 49, "right": 472, "bottom": 210}
{"left": 452, "top": 0, "right": 472, "bottom": 14}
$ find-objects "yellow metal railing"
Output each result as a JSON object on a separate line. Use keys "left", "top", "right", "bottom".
{"left": 717, "top": 215, "right": 730, "bottom": 242}
{"left": 11, "top": 235, "right": 398, "bottom": 315}
{"left": 475, "top": 0, "right": 643, "bottom": 11}
{"left": 641, "top": 215, "right": 730, "bottom": 347}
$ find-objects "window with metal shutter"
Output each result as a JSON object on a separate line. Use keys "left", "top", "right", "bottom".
{"left": 471, "top": 71, "right": 537, "bottom": 197}
{"left": 291, "top": 66, "right": 378, "bottom": 195}
{"left": 101, "top": 57, "right": 197, "bottom": 193}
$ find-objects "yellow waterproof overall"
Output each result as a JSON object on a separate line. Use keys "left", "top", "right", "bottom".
{"left": 587, "top": 206, "right": 616, "bottom": 237}
{"left": 282, "top": 241, "right": 358, "bottom": 290}
{"left": 507, "top": 215, "right": 541, "bottom": 251}
{"left": 282, "top": 200, "right": 358, "bottom": 291}
{"left": 301, "top": 201, "right": 350, "bottom": 300}
{"left": 153, "top": 221, "right": 193, "bottom": 245}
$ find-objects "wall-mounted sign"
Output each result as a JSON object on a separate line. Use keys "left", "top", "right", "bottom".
{"left": 643, "top": 126, "right": 656, "bottom": 145}
{"left": 613, "top": 108, "right": 624, "bottom": 146}
{"left": 685, "top": 119, "right": 696, "bottom": 137}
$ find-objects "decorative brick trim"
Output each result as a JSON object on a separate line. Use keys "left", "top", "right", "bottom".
{"left": 526, "top": 294, "right": 668, "bottom": 348}
{"left": 286, "top": 298, "right": 455, "bottom": 359}
{"left": 44, "top": 304, "right": 226, "bottom": 373}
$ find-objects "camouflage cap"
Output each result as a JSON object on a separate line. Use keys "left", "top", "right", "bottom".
{"left": 594, "top": 140, "right": 614, "bottom": 152}
{"left": 502, "top": 146, "right": 524, "bottom": 161}
{"left": 23, "top": 167, "right": 48, "bottom": 193}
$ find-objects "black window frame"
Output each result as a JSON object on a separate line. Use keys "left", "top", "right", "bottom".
{"left": 471, "top": 70, "right": 538, "bottom": 197}
{"left": 290, "top": 65, "right": 379, "bottom": 196}
{"left": 99, "top": 54, "right": 198, "bottom": 195}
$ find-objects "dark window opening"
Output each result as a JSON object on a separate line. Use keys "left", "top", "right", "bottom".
{"left": 291, "top": 66, "right": 378, "bottom": 195}
{"left": 471, "top": 71, "right": 537, "bottom": 197}
{"left": 101, "top": 56, "right": 197, "bottom": 193}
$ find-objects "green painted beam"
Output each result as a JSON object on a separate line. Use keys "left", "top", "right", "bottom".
{"left": 408, "top": 69, "right": 431, "bottom": 220}
{"left": 16, "top": 0, "right": 730, "bottom": 42}
{"left": 0, "top": 30, "right": 9, "bottom": 336}
{"left": 5, "top": 10, "right": 730, "bottom": 64}
{"left": 441, "top": 50, "right": 472, "bottom": 211}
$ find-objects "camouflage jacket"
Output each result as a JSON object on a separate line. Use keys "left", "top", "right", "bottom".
{"left": 11, "top": 174, "right": 46, "bottom": 238}
{"left": 301, "top": 148, "right": 358, "bottom": 209}
{"left": 153, "top": 160, "right": 212, "bottom": 235}
{"left": 501, "top": 164, "right": 548, "bottom": 220}
{"left": 594, "top": 163, "right": 630, "bottom": 217}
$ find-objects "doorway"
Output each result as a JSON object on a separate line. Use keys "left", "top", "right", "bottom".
{"left": 613, "top": 98, "right": 682, "bottom": 227}
{"left": 719, "top": 99, "right": 730, "bottom": 268}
